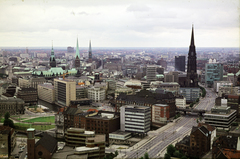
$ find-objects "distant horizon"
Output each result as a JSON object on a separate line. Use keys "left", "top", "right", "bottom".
{"left": 0, "top": 46, "right": 239, "bottom": 49}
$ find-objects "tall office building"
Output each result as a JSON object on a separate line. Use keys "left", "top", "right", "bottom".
{"left": 50, "top": 43, "right": 56, "bottom": 67}
{"left": 54, "top": 78, "right": 76, "bottom": 106}
{"left": 186, "top": 26, "right": 198, "bottom": 87}
{"left": 75, "top": 38, "right": 80, "bottom": 69}
{"left": 175, "top": 56, "right": 185, "bottom": 72}
{"left": 88, "top": 40, "right": 92, "bottom": 63}
{"left": 120, "top": 105, "right": 151, "bottom": 134}
{"left": 146, "top": 65, "right": 156, "bottom": 82}
{"left": 205, "top": 62, "right": 223, "bottom": 87}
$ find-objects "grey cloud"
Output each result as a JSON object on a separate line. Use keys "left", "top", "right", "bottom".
{"left": 78, "top": 11, "right": 89, "bottom": 15}
{"left": 126, "top": 4, "right": 150, "bottom": 12}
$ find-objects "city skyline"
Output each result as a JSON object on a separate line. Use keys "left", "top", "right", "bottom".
{"left": 0, "top": 0, "right": 239, "bottom": 47}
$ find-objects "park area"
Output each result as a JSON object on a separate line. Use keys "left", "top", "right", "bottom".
{"left": 23, "top": 116, "right": 55, "bottom": 123}
{"left": 1, "top": 115, "right": 55, "bottom": 131}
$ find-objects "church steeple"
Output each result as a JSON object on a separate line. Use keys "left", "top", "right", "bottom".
{"left": 50, "top": 41, "right": 56, "bottom": 67}
{"left": 75, "top": 38, "right": 80, "bottom": 58}
{"left": 186, "top": 25, "right": 198, "bottom": 87}
{"left": 190, "top": 25, "right": 194, "bottom": 46}
{"left": 88, "top": 40, "right": 92, "bottom": 63}
{"left": 75, "top": 38, "right": 80, "bottom": 68}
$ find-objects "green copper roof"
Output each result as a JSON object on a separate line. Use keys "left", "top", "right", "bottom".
{"left": 50, "top": 42, "right": 55, "bottom": 61}
{"left": 75, "top": 38, "right": 80, "bottom": 58}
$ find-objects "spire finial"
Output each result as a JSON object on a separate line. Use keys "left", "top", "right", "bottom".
{"left": 52, "top": 40, "right": 53, "bottom": 49}
{"left": 190, "top": 25, "right": 195, "bottom": 46}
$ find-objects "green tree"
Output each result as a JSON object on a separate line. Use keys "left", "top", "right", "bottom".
{"left": 114, "top": 150, "right": 118, "bottom": 157}
{"left": 139, "top": 157, "right": 144, "bottom": 159}
{"left": 144, "top": 152, "right": 149, "bottom": 159}
{"left": 4, "top": 119, "right": 14, "bottom": 128}
{"left": 3, "top": 112, "right": 14, "bottom": 128}
{"left": 164, "top": 153, "right": 171, "bottom": 159}
{"left": 181, "top": 156, "right": 188, "bottom": 159}
{"left": 173, "top": 150, "right": 183, "bottom": 158}
{"left": 4, "top": 112, "right": 10, "bottom": 120}
{"left": 167, "top": 144, "right": 176, "bottom": 156}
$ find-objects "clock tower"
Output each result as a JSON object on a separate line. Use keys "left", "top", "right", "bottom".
{"left": 186, "top": 26, "right": 198, "bottom": 87}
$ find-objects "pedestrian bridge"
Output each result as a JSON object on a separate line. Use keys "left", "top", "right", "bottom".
{"left": 176, "top": 108, "right": 206, "bottom": 116}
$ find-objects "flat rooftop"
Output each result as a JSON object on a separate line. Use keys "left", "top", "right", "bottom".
{"left": 87, "top": 134, "right": 105, "bottom": 143}
{"left": 109, "top": 130, "right": 131, "bottom": 136}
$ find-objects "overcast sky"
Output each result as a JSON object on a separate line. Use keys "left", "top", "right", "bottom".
{"left": 0, "top": 0, "right": 239, "bottom": 47}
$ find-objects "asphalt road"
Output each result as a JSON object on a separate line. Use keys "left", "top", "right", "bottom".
{"left": 125, "top": 86, "right": 216, "bottom": 158}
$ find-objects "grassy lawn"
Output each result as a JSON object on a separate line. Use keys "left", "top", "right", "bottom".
{"left": 0, "top": 118, "right": 4, "bottom": 123}
{"left": 23, "top": 116, "right": 55, "bottom": 123}
{"left": 15, "top": 123, "right": 55, "bottom": 131}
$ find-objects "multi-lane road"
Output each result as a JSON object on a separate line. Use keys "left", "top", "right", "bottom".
{"left": 125, "top": 86, "right": 216, "bottom": 158}
{"left": 195, "top": 87, "right": 217, "bottom": 111}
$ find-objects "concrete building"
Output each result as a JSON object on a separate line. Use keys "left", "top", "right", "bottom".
{"left": 76, "top": 85, "right": 88, "bottom": 99}
{"left": 0, "top": 126, "right": 16, "bottom": 158}
{"left": 18, "top": 77, "right": 46, "bottom": 90}
{"left": 54, "top": 78, "right": 76, "bottom": 106}
{"left": 218, "top": 85, "right": 238, "bottom": 97}
{"left": 176, "top": 97, "right": 187, "bottom": 108}
{"left": 146, "top": 65, "right": 156, "bottom": 82}
{"left": 204, "top": 99, "right": 237, "bottom": 130}
{"left": 38, "top": 83, "right": 55, "bottom": 104}
{"left": 213, "top": 81, "right": 232, "bottom": 93}
{"left": 152, "top": 104, "right": 170, "bottom": 124}
{"left": 55, "top": 108, "right": 65, "bottom": 138}
{"left": 164, "top": 74, "right": 174, "bottom": 82}
{"left": 65, "top": 128, "right": 95, "bottom": 147}
{"left": 179, "top": 87, "right": 200, "bottom": 103}
{"left": 0, "top": 96, "right": 25, "bottom": 115}
{"left": 158, "top": 82, "right": 180, "bottom": 95}
{"left": 205, "top": 63, "right": 223, "bottom": 87}
{"left": 16, "top": 87, "right": 38, "bottom": 105}
{"left": 120, "top": 105, "right": 151, "bottom": 134}
{"left": 74, "top": 134, "right": 105, "bottom": 159}
{"left": 87, "top": 87, "right": 106, "bottom": 102}
{"left": 114, "top": 87, "right": 133, "bottom": 99}
{"left": 175, "top": 56, "right": 186, "bottom": 72}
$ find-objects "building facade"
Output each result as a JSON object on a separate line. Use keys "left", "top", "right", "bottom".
{"left": 146, "top": 65, "right": 156, "bottom": 82}
{"left": 0, "top": 126, "right": 16, "bottom": 158}
{"left": 204, "top": 104, "right": 237, "bottom": 130}
{"left": 54, "top": 78, "right": 76, "bottom": 106}
{"left": 18, "top": 77, "right": 46, "bottom": 90}
{"left": 205, "top": 63, "right": 223, "bottom": 87}
{"left": 87, "top": 87, "right": 106, "bottom": 102}
{"left": 16, "top": 87, "right": 38, "bottom": 104}
{"left": 0, "top": 96, "right": 25, "bottom": 115}
{"left": 120, "top": 105, "right": 151, "bottom": 134}
{"left": 152, "top": 104, "right": 170, "bottom": 124}
{"left": 175, "top": 56, "right": 186, "bottom": 72}
{"left": 38, "top": 83, "right": 55, "bottom": 103}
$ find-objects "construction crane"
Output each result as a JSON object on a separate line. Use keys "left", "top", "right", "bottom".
{"left": 60, "top": 72, "right": 69, "bottom": 79}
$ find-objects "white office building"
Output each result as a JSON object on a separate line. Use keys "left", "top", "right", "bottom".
{"left": 120, "top": 105, "right": 151, "bottom": 134}
{"left": 87, "top": 87, "right": 106, "bottom": 102}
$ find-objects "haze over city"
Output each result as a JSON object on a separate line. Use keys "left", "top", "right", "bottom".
{"left": 0, "top": 0, "right": 239, "bottom": 47}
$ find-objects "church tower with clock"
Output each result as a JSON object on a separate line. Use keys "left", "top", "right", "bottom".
{"left": 186, "top": 26, "right": 198, "bottom": 87}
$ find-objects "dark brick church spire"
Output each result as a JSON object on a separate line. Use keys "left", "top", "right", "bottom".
{"left": 186, "top": 25, "right": 198, "bottom": 87}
